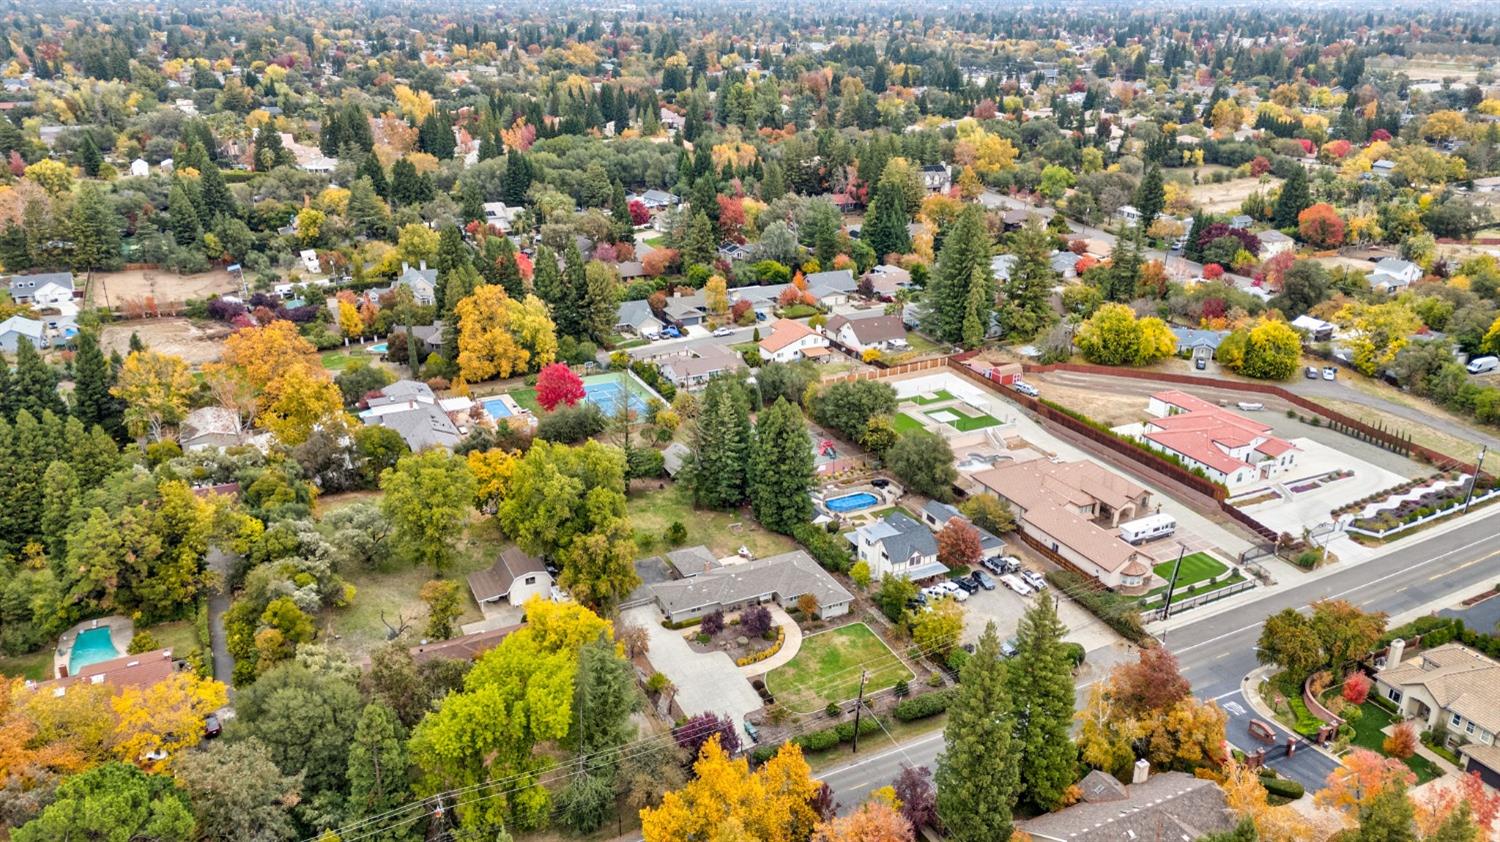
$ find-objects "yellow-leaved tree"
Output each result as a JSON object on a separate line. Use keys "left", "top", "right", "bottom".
{"left": 455, "top": 286, "right": 557, "bottom": 382}
{"left": 111, "top": 349, "right": 196, "bottom": 442}
{"left": 260, "top": 364, "right": 346, "bottom": 446}
{"left": 467, "top": 448, "right": 520, "bottom": 513}
{"left": 111, "top": 671, "right": 229, "bottom": 773}
{"left": 641, "top": 737, "right": 821, "bottom": 842}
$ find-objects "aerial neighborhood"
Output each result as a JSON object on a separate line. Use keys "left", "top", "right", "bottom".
{"left": 3, "top": 1, "right": 1500, "bottom": 841}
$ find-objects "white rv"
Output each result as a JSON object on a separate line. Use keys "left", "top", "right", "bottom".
{"left": 1119, "top": 513, "right": 1177, "bottom": 544}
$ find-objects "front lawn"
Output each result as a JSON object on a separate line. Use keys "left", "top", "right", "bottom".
{"left": 1150, "top": 553, "right": 1228, "bottom": 590}
{"left": 766, "top": 623, "right": 914, "bottom": 713}
{"left": 1347, "top": 701, "right": 1442, "bottom": 784}
{"left": 779, "top": 304, "right": 820, "bottom": 319}
{"left": 321, "top": 349, "right": 361, "bottom": 371}
{"left": 627, "top": 485, "right": 796, "bottom": 559}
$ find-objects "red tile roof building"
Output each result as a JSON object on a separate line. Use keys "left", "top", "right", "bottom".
{"left": 1139, "top": 391, "right": 1298, "bottom": 488}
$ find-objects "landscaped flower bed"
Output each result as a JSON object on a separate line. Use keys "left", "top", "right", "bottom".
{"left": 1346, "top": 475, "right": 1496, "bottom": 534}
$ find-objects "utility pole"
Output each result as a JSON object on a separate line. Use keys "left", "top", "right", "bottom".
{"left": 1158, "top": 545, "right": 1187, "bottom": 646}
{"left": 851, "top": 670, "right": 869, "bottom": 753}
{"left": 1463, "top": 445, "right": 1488, "bottom": 514}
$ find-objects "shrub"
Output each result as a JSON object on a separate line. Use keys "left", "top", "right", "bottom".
{"left": 796, "top": 729, "right": 841, "bottom": 752}
{"left": 702, "top": 610, "right": 725, "bottom": 637}
{"left": 893, "top": 679, "right": 910, "bottom": 698}
{"left": 946, "top": 648, "right": 970, "bottom": 675}
{"left": 695, "top": 632, "right": 711, "bottom": 645}
{"left": 750, "top": 744, "right": 779, "bottom": 764}
{"left": 664, "top": 521, "right": 688, "bottom": 546}
{"left": 893, "top": 689, "right": 954, "bottom": 722}
{"left": 735, "top": 627, "right": 786, "bottom": 666}
{"left": 825, "top": 702, "right": 841, "bottom": 717}
{"left": 1045, "top": 570, "right": 1148, "bottom": 644}
{"left": 1062, "top": 642, "right": 1086, "bottom": 668}
{"left": 1342, "top": 671, "right": 1372, "bottom": 704}
{"left": 834, "top": 716, "right": 881, "bottom": 742}
{"left": 742, "top": 605, "right": 773, "bottom": 637}
{"left": 794, "top": 522, "right": 853, "bottom": 572}
{"left": 1259, "top": 775, "right": 1305, "bottom": 801}
{"left": 1384, "top": 722, "right": 1418, "bottom": 759}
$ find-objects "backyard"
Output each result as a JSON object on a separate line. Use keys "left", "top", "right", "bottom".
{"left": 766, "top": 622, "right": 914, "bottom": 713}
{"left": 627, "top": 485, "right": 796, "bottom": 559}
{"left": 923, "top": 405, "right": 1001, "bottom": 432}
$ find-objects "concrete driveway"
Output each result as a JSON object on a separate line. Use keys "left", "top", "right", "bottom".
{"left": 957, "top": 561, "right": 1122, "bottom": 655}
{"left": 623, "top": 605, "right": 764, "bottom": 723}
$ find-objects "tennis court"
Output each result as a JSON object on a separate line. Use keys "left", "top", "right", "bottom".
{"left": 580, "top": 373, "right": 659, "bottom": 417}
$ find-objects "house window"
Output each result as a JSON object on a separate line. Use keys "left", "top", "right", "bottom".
{"left": 1387, "top": 688, "right": 1403, "bottom": 703}
{"left": 1452, "top": 713, "right": 1463, "bottom": 728}
{"left": 1467, "top": 721, "right": 1477, "bottom": 735}
{"left": 524, "top": 576, "right": 536, "bottom": 585}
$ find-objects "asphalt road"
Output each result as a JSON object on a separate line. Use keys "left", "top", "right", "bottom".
{"left": 816, "top": 504, "right": 1500, "bottom": 806}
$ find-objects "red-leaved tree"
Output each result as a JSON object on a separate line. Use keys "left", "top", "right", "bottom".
{"left": 1342, "top": 671, "right": 1372, "bottom": 704}
{"left": 1298, "top": 203, "right": 1346, "bottom": 249}
{"left": 936, "top": 518, "right": 982, "bottom": 570}
{"left": 535, "top": 363, "right": 585, "bottom": 411}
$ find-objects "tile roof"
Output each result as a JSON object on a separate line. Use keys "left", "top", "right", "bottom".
{"left": 760, "top": 318, "right": 819, "bottom": 353}
{"left": 1019, "top": 771, "right": 1236, "bottom": 842}
{"left": 1142, "top": 391, "right": 1295, "bottom": 476}
{"left": 1377, "top": 644, "right": 1500, "bottom": 734}
{"left": 973, "top": 460, "right": 1148, "bottom": 574}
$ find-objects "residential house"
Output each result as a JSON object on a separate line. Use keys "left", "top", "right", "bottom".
{"left": 1374, "top": 641, "right": 1500, "bottom": 788}
{"left": 1018, "top": 768, "right": 1236, "bottom": 842}
{"left": 482, "top": 202, "right": 522, "bottom": 232}
{"left": 1170, "top": 327, "right": 1227, "bottom": 363}
{"left": 654, "top": 344, "right": 745, "bottom": 391}
{"left": 1049, "top": 251, "right": 1081, "bottom": 279}
{"left": 860, "top": 264, "right": 911, "bottom": 299}
{"left": 358, "top": 380, "right": 468, "bottom": 451}
{"left": 991, "top": 254, "right": 1018, "bottom": 282}
{"left": 662, "top": 292, "right": 708, "bottom": 328}
{"left": 645, "top": 550, "right": 853, "bottom": 622}
{"left": 0, "top": 315, "right": 44, "bottom": 352}
{"left": 396, "top": 262, "right": 437, "bottom": 306}
{"left": 823, "top": 314, "right": 908, "bottom": 354}
{"left": 615, "top": 299, "right": 664, "bottom": 337}
{"left": 760, "top": 318, "right": 831, "bottom": 363}
{"left": 717, "top": 241, "right": 752, "bottom": 262}
{"left": 803, "top": 269, "right": 858, "bottom": 307}
{"left": 1371, "top": 159, "right": 1396, "bottom": 178}
{"left": 42, "top": 648, "right": 181, "bottom": 690}
{"left": 1368, "top": 257, "right": 1423, "bottom": 293}
{"left": 8, "top": 271, "right": 74, "bottom": 305}
{"left": 918, "top": 501, "right": 1006, "bottom": 560}
{"left": 974, "top": 459, "right": 1156, "bottom": 592}
{"left": 1230, "top": 214, "right": 1255, "bottom": 230}
{"left": 628, "top": 189, "right": 680, "bottom": 211}
{"left": 1291, "top": 314, "right": 1336, "bottom": 342}
{"left": 849, "top": 512, "right": 947, "bottom": 581}
{"left": 1133, "top": 390, "right": 1298, "bottom": 487}
{"left": 409, "top": 624, "right": 522, "bottom": 665}
{"left": 921, "top": 164, "right": 952, "bottom": 192}
{"left": 180, "top": 406, "right": 254, "bottom": 451}
{"left": 468, "top": 547, "right": 554, "bottom": 608}
{"left": 1115, "top": 205, "right": 1143, "bottom": 226}
{"left": 1258, "top": 230, "right": 1296, "bottom": 259}
{"left": 129, "top": 158, "right": 150, "bottom": 177}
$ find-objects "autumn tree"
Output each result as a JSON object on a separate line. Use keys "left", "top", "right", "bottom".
{"left": 420, "top": 579, "right": 463, "bottom": 640}
{"left": 1110, "top": 645, "right": 1191, "bottom": 717}
{"left": 1298, "top": 203, "right": 1345, "bottom": 249}
{"left": 1317, "top": 749, "right": 1417, "bottom": 823}
{"left": 812, "top": 798, "right": 914, "bottom": 842}
{"left": 380, "top": 449, "right": 477, "bottom": 572}
{"left": 912, "top": 596, "right": 964, "bottom": 657}
{"left": 536, "top": 362, "right": 586, "bottom": 411}
{"left": 111, "top": 671, "right": 229, "bottom": 773}
{"left": 111, "top": 350, "right": 195, "bottom": 442}
{"left": 1311, "top": 600, "right": 1387, "bottom": 671}
{"left": 456, "top": 286, "right": 559, "bottom": 382}
{"left": 1383, "top": 721, "right": 1418, "bottom": 759}
{"left": 936, "top": 518, "right": 982, "bottom": 570}
{"left": 640, "top": 738, "right": 820, "bottom": 842}
{"left": 1220, "top": 758, "right": 1327, "bottom": 842}
{"left": 1258, "top": 608, "right": 1324, "bottom": 680}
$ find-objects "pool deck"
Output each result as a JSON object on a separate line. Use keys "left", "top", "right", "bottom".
{"left": 54, "top": 615, "right": 133, "bottom": 679}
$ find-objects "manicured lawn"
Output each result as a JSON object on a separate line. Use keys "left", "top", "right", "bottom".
{"left": 1347, "top": 701, "right": 1442, "bottom": 784}
{"left": 1151, "top": 553, "right": 1228, "bottom": 589}
{"left": 902, "top": 332, "right": 944, "bottom": 355}
{"left": 610, "top": 334, "right": 649, "bottom": 350}
{"left": 506, "top": 388, "right": 542, "bottom": 414}
{"left": 908, "top": 389, "right": 956, "bottom": 405}
{"left": 767, "top": 623, "right": 914, "bottom": 713}
{"left": 891, "top": 412, "right": 925, "bottom": 434}
{"left": 321, "top": 349, "right": 360, "bottom": 370}
{"left": 627, "top": 485, "right": 796, "bottom": 559}
{"left": 922, "top": 407, "right": 1001, "bottom": 432}
{"left": 780, "top": 304, "right": 820, "bottom": 319}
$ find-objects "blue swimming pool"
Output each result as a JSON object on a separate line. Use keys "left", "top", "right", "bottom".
{"left": 68, "top": 627, "right": 119, "bottom": 674}
{"left": 367, "top": 342, "right": 388, "bottom": 354}
{"left": 482, "top": 398, "right": 512, "bottom": 418}
{"left": 825, "top": 492, "right": 879, "bottom": 513}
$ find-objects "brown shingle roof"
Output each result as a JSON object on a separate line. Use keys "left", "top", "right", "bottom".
{"left": 468, "top": 547, "right": 547, "bottom": 603}
{"left": 1018, "top": 772, "right": 1236, "bottom": 842}
{"left": 409, "top": 624, "right": 523, "bottom": 664}
{"left": 43, "top": 648, "right": 178, "bottom": 694}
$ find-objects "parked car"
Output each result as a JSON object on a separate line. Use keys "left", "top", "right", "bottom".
{"left": 203, "top": 714, "right": 222, "bottom": 739}
{"left": 998, "top": 555, "right": 1022, "bottom": 574}
{"left": 972, "top": 570, "right": 997, "bottom": 590}
{"left": 955, "top": 576, "right": 980, "bottom": 593}
{"left": 743, "top": 718, "right": 760, "bottom": 744}
{"left": 1237, "top": 402, "right": 1264, "bottom": 411}
{"left": 950, "top": 587, "right": 969, "bottom": 602}
{"left": 1304, "top": 365, "right": 1319, "bottom": 379}
{"left": 663, "top": 325, "right": 683, "bottom": 338}
{"left": 981, "top": 557, "right": 1006, "bottom": 575}
{"left": 1013, "top": 381, "right": 1039, "bottom": 397}
{"left": 712, "top": 326, "right": 734, "bottom": 337}
{"left": 1194, "top": 357, "right": 1207, "bottom": 370}
{"left": 1000, "top": 638, "right": 1019, "bottom": 658}
{"left": 1322, "top": 366, "right": 1337, "bottom": 381}
{"left": 1020, "top": 570, "right": 1048, "bottom": 591}
{"left": 1467, "top": 355, "right": 1499, "bottom": 375}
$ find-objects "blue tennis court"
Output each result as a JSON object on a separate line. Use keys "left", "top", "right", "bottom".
{"left": 583, "top": 381, "right": 649, "bottom": 416}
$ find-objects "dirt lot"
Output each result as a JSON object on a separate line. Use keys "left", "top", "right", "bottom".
{"left": 88, "top": 268, "right": 239, "bottom": 309}
{"left": 101, "top": 318, "right": 229, "bottom": 365}
{"left": 1188, "top": 175, "right": 1282, "bottom": 215}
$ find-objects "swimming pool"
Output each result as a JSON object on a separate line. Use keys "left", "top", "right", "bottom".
{"left": 68, "top": 627, "right": 119, "bottom": 674}
{"left": 583, "top": 381, "right": 649, "bottom": 416}
{"left": 482, "top": 397, "right": 512, "bottom": 418}
{"left": 825, "top": 492, "right": 879, "bottom": 513}
{"left": 367, "top": 342, "right": 388, "bottom": 354}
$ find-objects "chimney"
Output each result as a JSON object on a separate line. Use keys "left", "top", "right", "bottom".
{"left": 401, "top": 261, "right": 410, "bottom": 274}
{"left": 419, "top": 259, "right": 427, "bottom": 272}
{"left": 1132, "top": 759, "right": 1150, "bottom": 785}
{"left": 1389, "top": 638, "right": 1406, "bottom": 667}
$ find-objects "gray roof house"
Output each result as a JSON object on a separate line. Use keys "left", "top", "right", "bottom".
{"left": 1369, "top": 257, "right": 1423, "bottom": 292}
{"left": 917, "top": 501, "right": 1006, "bottom": 560}
{"left": 8, "top": 271, "right": 74, "bottom": 304}
{"left": 1018, "top": 769, "right": 1236, "bottom": 842}
{"left": 655, "top": 344, "right": 745, "bottom": 391}
{"left": 396, "top": 262, "right": 437, "bottom": 306}
{"left": 616, "top": 299, "right": 664, "bottom": 336}
{"left": 646, "top": 550, "right": 853, "bottom": 622}
{"left": 803, "top": 270, "right": 857, "bottom": 306}
{"left": 0, "top": 315, "right": 44, "bottom": 352}
{"left": 1170, "top": 327, "right": 1228, "bottom": 360}
{"left": 850, "top": 511, "right": 946, "bottom": 581}
{"left": 662, "top": 442, "right": 693, "bottom": 477}
{"left": 358, "top": 380, "right": 464, "bottom": 450}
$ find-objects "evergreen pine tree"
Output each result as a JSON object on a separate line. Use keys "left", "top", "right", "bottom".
{"left": 689, "top": 378, "right": 751, "bottom": 509}
{"left": 683, "top": 211, "right": 717, "bottom": 269}
{"left": 345, "top": 702, "right": 410, "bottom": 823}
{"left": 492, "top": 236, "right": 525, "bottom": 299}
{"left": 1135, "top": 164, "right": 1165, "bottom": 229}
{"left": 749, "top": 398, "right": 814, "bottom": 534}
{"left": 501, "top": 150, "right": 533, "bottom": 206}
{"left": 936, "top": 623, "right": 1020, "bottom": 842}
{"left": 433, "top": 225, "right": 470, "bottom": 275}
{"left": 997, "top": 219, "right": 1057, "bottom": 339}
{"left": 459, "top": 180, "right": 484, "bottom": 225}
{"left": 39, "top": 460, "right": 79, "bottom": 562}
{"left": 961, "top": 266, "right": 992, "bottom": 349}
{"left": 72, "top": 330, "right": 121, "bottom": 438}
{"left": 558, "top": 242, "right": 586, "bottom": 337}
{"left": 390, "top": 158, "right": 432, "bottom": 207}
{"left": 1272, "top": 165, "right": 1310, "bottom": 230}
{"left": 533, "top": 244, "right": 566, "bottom": 322}
{"left": 863, "top": 181, "right": 911, "bottom": 261}
{"left": 358, "top": 154, "right": 389, "bottom": 198}
{"left": 1106, "top": 228, "right": 1144, "bottom": 302}
{"left": 77, "top": 133, "right": 103, "bottom": 177}
{"left": 343, "top": 102, "right": 374, "bottom": 152}
{"left": 609, "top": 179, "right": 634, "bottom": 243}
{"left": 761, "top": 161, "right": 786, "bottom": 202}
{"left": 924, "top": 205, "right": 993, "bottom": 344}
{"left": 68, "top": 183, "right": 121, "bottom": 279}
{"left": 1184, "top": 211, "right": 1209, "bottom": 263}
{"left": 1006, "top": 594, "right": 1077, "bottom": 812}
{"left": 167, "top": 180, "right": 203, "bottom": 247}
{"left": 581, "top": 261, "right": 619, "bottom": 344}
{"left": 11, "top": 338, "right": 67, "bottom": 420}
{"left": 197, "top": 147, "right": 236, "bottom": 219}
{"left": 0, "top": 353, "right": 11, "bottom": 421}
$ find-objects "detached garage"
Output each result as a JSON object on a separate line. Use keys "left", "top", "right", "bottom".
{"left": 468, "top": 547, "right": 554, "bottom": 608}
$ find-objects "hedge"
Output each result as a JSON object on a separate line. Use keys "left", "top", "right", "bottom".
{"left": 737, "top": 627, "right": 787, "bottom": 666}
{"left": 1259, "top": 774, "right": 1305, "bottom": 801}
{"left": 662, "top": 616, "right": 705, "bottom": 630}
{"left": 1045, "top": 570, "right": 1148, "bottom": 645}
{"left": 893, "top": 689, "right": 954, "bottom": 722}
{"left": 795, "top": 728, "right": 841, "bottom": 752}
{"left": 834, "top": 716, "right": 882, "bottom": 742}
{"left": 793, "top": 522, "right": 853, "bottom": 572}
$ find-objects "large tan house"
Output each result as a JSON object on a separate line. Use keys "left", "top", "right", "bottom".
{"left": 973, "top": 459, "right": 1157, "bottom": 592}
{"left": 1374, "top": 641, "right": 1500, "bottom": 788}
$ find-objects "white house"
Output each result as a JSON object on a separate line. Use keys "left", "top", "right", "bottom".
{"left": 1257, "top": 230, "right": 1296, "bottom": 259}
{"left": 849, "top": 512, "right": 947, "bottom": 581}
{"left": 1133, "top": 390, "right": 1297, "bottom": 487}
{"left": 299, "top": 249, "right": 321, "bottom": 275}
{"left": 467, "top": 547, "right": 554, "bottom": 609}
{"left": 0, "top": 315, "right": 44, "bottom": 353}
{"left": 482, "top": 202, "right": 522, "bottom": 232}
{"left": 921, "top": 164, "right": 952, "bottom": 192}
{"left": 1115, "top": 205, "right": 1143, "bottom": 226}
{"left": 396, "top": 262, "right": 437, "bottom": 306}
{"left": 7, "top": 271, "right": 74, "bottom": 305}
{"left": 759, "top": 318, "right": 831, "bottom": 363}
{"left": 129, "top": 158, "right": 150, "bottom": 178}
{"left": 823, "top": 314, "right": 908, "bottom": 354}
{"left": 1368, "top": 258, "right": 1423, "bottom": 293}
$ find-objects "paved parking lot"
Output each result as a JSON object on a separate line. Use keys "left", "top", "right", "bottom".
{"left": 955, "top": 552, "right": 1123, "bottom": 656}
